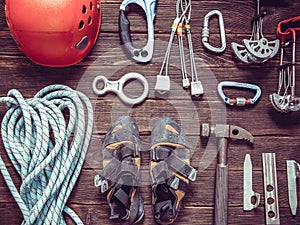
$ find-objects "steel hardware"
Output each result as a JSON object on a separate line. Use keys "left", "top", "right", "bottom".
{"left": 287, "top": 160, "right": 300, "bottom": 216}
{"left": 202, "top": 10, "right": 226, "bottom": 53}
{"left": 119, "top": 0, "right": 157, "bottom": 62}
{"left": 244, "top": 154, "right": 260, "bottom": 211}
{"left": 231, "top": 0, "right": 279, "bottom": 64}
{"left": 262, "top": 153, "right": 280, "bottom": 225}
{"left": 217, "top": 81, "right": 262, "bottom": 106}
{"left": 93, "top": 72, "right": 149, "bottom": 105}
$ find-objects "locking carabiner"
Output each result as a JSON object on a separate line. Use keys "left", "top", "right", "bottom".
{"left": 202, "top": 10, "right": 226, "bottom": 53}
{"left": 218, "top": 81, "right": 262, "bottom": 106}
{"left": 119, "top": 0, "right": 157, "bottom": 63}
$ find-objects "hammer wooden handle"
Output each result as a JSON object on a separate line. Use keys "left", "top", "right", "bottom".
{"left": 215, "top": 164, "right": 228, "bottom": 225}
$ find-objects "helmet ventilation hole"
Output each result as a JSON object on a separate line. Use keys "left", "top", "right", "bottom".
{"left": 82, "top": 5, "right": 87, "bottom": 14}
{"left": 88, "top": 16, "right": 92, "bottom": 25}
{"left": 78, "top": 20, "right": 84, "bottom": 29}
{"left": 90, "top": 2, "right": 93, "bottom": 10}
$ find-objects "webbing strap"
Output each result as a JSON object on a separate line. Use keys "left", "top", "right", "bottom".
{"left": 165, "top": 154, "right": 197, "bottom": 181}
{"left": 151, "top": 162, "right": 189, "bottom": 193}
{"left": 151, "top": 161, "right": 172, "bottom": 184}
{"left": 98, "top": 158, "right": 122, "bottom": 192}
{"left": 115, "top": 143, "right": 139, "bottom": 160}
{"left": 151, "top": 146, "right": 171, "bottom": 161}
{"left": 114, "top": 188, "right": 130, "bottom": 207}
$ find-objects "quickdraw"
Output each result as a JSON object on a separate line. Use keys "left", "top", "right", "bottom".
{"left": 154, "top": 0, "right": 203, "bottom": 98}
{"left": 270, "top": 16, "right": 300, "bottom": 113}
{"left": 202, "top": 10, "right": 226, "bottom": 53}
{"left": 231, "top": 0, "right": 279, "bottom": 64}
{"left": 217, "top": 81, "right": 262, "bottom": 106}
{"left": 119, "top": 0, "right": 157, "bottom": 62}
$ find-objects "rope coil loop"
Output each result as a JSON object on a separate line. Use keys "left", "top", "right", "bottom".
{"left": 0, "top": 84, "right": 94, "bottom": 225}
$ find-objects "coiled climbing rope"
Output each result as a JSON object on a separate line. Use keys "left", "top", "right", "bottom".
{"left": 0, "top": 84, "right": 94, "bottom": 225}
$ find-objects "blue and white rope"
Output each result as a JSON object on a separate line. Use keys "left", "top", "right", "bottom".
{"left": 0, "top": 84, "right": 94, "bottom": 225}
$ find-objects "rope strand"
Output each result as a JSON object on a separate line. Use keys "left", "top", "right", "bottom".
{"left": 0, "top": 84, "right": 93, "bottom": 225}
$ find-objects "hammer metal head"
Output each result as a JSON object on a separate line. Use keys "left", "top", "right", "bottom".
{"left": 201, "top": 123, "right": 254, "bottom": 143}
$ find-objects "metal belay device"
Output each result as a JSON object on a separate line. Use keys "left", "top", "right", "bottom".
{"left": 231, "top": 0, "right": 279, "bottom": 63}
{"left": 270, "top": 16, "right": 300, "bottom": 113}
{"left": 119, "top": 0, "right": 157, "bottom": 62}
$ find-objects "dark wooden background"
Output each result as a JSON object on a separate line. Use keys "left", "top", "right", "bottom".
{"left": 0, "top": 0, "right": 300, "bottom": 224}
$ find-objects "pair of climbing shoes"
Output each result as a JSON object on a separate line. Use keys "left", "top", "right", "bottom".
{"left": 95, "top": 116, "right": 197, "bottom": 224}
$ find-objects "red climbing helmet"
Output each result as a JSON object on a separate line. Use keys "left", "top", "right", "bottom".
{"left": 5, "top": 0, "right": 101, "bottom": 67}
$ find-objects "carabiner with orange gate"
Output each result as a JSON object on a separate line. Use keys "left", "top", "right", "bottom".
{"left": 218, "top": 81, "right": 262, "bottom": 106}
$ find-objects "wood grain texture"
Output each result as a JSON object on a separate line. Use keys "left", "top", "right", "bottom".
{"left": 0, "top": 0, "right": 300, "bottom": 224}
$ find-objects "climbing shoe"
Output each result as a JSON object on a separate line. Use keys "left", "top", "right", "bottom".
{"left": 95, "top": 116, "right": 144, "bottom": 224}
{"left": 150, "top": 116, "right": 197, "bottom": 225}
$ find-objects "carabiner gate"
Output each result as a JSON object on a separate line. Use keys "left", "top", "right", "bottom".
{"left": 218, "top": 81, "right": 262, "bottom": 106}
{"left": 119, "top": 0, "right": 157, "bottom": 63}
{"left": 202, "top": 10, "right": 226, "bottom": 53}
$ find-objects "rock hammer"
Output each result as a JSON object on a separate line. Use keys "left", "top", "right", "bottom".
{"left": 201, "top": 124, "right": 254, "bottom": 225}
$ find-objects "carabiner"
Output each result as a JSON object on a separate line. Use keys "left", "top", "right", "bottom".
{"left": 217, "top": 81, "right": 262, "bottom": 106}
{"left": 92, "top": 72, "right": 149, "bottom": 105}
{"left": 119, "top": 0, "right": 157, "bottom": 63}
{"left": 270, "top": 16, "right": 300, "bottom": 113}
{"left": 277, "top": 16, "right": 300, "bottom": 43}
{"left": 202, "top": 10, "right": 226, "bottom": 53}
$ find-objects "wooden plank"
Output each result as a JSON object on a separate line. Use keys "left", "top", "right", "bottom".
{"left": 0, "top": 202, "right": 299, "bottom": 225}
{"left": 1, "top": 0, "right": 300, "bottom": 224}
{"left": 0, "top": 164, "right": 300, "bottom": 208}
{"left": 2, "top": 31, "right": 300, "bottom": 73}
{"left": 0, "top": 152, "right": 298, "bottom": 207}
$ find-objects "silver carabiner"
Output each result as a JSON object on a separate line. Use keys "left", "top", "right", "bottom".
{"left": 217, "top": 81, "right": 262, "bottom": 106}
{"left": 202, "top": 10, "right": 226, "bottom": 53}
{"left": 92, "top": 72, "right": 149, "bottom": 105}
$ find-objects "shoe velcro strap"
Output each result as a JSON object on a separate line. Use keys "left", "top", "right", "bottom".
{"left": 151, "top": 146, "right": 171, "bottom": 161}
{"left": 167, "top": 175, "right": 189, "bottom": 193}
{"left": 151, "top": 161, "right": 172, "bottom": 184}
{"left": 119, "top": 164, "right": 140, "bottom": 186}
{"left": 101, "top": 158, "right": 121, "bottom": 177}
{"left": 100, "top": 158, "right": 139, "bottom": 192}
{"left": 99, "top": 158, "right": 121, "bottom": 192}
{"left": 151, "top": 146, "right": 190, "bottom": 161}
{"left": 165, "top": 154, "right": 197, "bottom": 181}
{"left": 151, "top": 156, "right": 197, "bottom": 183}
{"left": 114, "top": 188, "right": 130, "bottom": 207}
{"left": 115, "top": 143, "right": 139, "bottom": 160}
